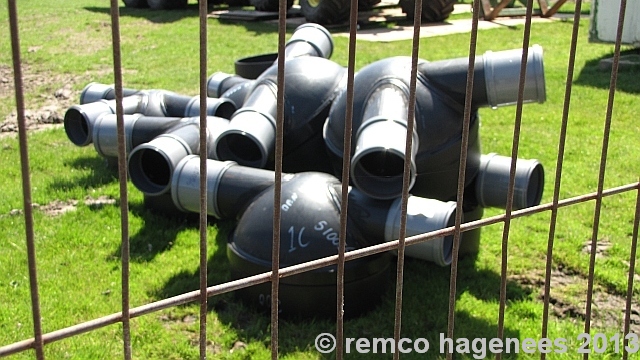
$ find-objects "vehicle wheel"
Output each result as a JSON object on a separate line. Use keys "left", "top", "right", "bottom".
{"left": 123, "top": 0, "right": 149, "bottom": 8}
{"left": 400, "top": 0, "right": 456, "bottom": 23}
{"left": 250, "top": 0, "right": 293, "bottom": 12}
{"left": 358, "top": 0, "right": 380, "bottom": 11}
{"left": 226, "top": 0, "right": 251, "bottom": 6}
{"left": 299, "top": 0, "right": 349, "bottom": 25}
{"left": 147, "top": 0, "right": 189, "bottom": 10}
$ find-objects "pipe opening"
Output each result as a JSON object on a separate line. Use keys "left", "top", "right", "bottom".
{"left": 64, "top": 108, "right": 90, "bottom": 146}
{"left": 358, "top": 150, "right": 405, "bottom": 177}
{"left": 216, "top": 133, "right": 263, "bottom": 166}
{"left": 527, "top": 162, "right": 544, "bottom": 208}
{"left": 130, "top": 149, "right": 171, "bottom": 194}
{"left": 352, "top": 149, "right": 406, "bottom": 199}
{"left": 214, "top": 101, "right": 237, "bottom": 119}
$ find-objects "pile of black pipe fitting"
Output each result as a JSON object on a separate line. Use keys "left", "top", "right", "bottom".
{"left": 64, "top": 23, "right": 547, "bottom": 319}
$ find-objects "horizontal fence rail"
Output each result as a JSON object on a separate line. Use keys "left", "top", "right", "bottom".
{"left": 2, "top": 0, "right": 638, "bottom": 359}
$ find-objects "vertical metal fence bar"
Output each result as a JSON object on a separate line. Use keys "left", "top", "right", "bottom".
{"left": 446, "top": 1, "right": 481, "bottom": 358}
{"left": 198, "top": 0, "right": 209, "bottom": 358}
{"left": 7, "top": 1, "right": 45, "bottom": 358}
{"left": 539, "top": 2, "right": 583, "bottom": 358}
{"left": 391, "top": 0, "right": 423, "bottom": 357}
{"left": 583, "top": 1, "right": 626, "bottom": 358}
{"left": 107, "top": 0, "right": 132, "bottom": 358}
{"left": 622, "top": 181, "right": 640, "bottom": 360}
{"left": 335, "top": 0, "right": 360, "bottom": 356}
{"left": 495, "top": 2, "right": 535, "bottom": 358}
{"left": 270, "top": 0, "right": 288, "bottom": 357}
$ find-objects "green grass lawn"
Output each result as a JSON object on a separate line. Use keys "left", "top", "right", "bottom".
{"left": 1, "top": 0, "right": 639, "bottom": 359}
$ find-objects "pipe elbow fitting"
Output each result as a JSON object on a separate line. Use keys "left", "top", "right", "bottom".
{"left": 183, "top": 96, "right": 237, "bottom": 119}
{"left": 284, "top": 23, "right": 334, "bottom": 60}
{"left": 79, "top": 82, "right": 142, "bottom": 104}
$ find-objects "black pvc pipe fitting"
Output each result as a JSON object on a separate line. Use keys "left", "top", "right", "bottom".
{"left": 213, "top": 56, "right": 346, "bottom": 169}
{"left": 64, "top": 89, "right": 236, "bottom": 147}
{"left": 171, "top": 156, "right": 460, "bottom": 317}
{"left": 324, "top": 46, "right": 546, "bottom": 201}
{"left": 127, "top": 116, "right": 230, "bottom": 196}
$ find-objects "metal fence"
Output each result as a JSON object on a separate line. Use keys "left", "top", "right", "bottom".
{"left": 2, "top": 0, "right": 639, "bottom": 359}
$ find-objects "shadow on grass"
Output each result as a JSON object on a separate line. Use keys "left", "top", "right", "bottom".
{"left": 154, "top": 224, "right": 528, "bottom": 358}
{"left": 83, "top": 4, "right": 265, "bottom": 25}
{"left": 109, "top": 195, "right": 205, "bottom": 262}
{"left": 151, "top": 219, "right": 235, "bottom": 298}
{"left": 49, "top": 155, "right": 118, "bottom": 191}
{"left": 574, "top": 47, "right": 640, "bottom": 95}
{"left": 85, "top": 3, "right": 303, "bottom": 35}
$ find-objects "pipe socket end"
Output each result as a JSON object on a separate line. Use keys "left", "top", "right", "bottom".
{"left": 207, "top": 72, "right": 234, "bottom": 98}
{"left": 64, "top": 101, "right": 114, "bottom": 146}
{"left": 385, "top": 197, "right": 457, "bottom": 266}
{"left": 484, "top": 44, "right": 546, "bottom": 108}
{"left": 286, "top": 23, "right": 334, "bottom": 59}
{"left": 80, "top": 82, "right": 113, "bottom": 104}
{"left": 475, "top": 153, "right": 544, "bottom": 210}
{"left": 92, "top": 114, "right": 141, "bottom": 158}
{"left": 351, "top": 118, "right": 417, "bottom": 200}
{"left": 170, "top": 155, "right": 237, "bottom": 217}
{"left": 128, "top": 134, "right": 193, "bottom": 196}
{"left": 184, "top": 97, "right": 237, "bottom": 119}
{"left": 214, "top": 109, "right": 275, "bottom": 168}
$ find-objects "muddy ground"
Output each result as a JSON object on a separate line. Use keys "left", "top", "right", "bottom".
{"left": 0, "top": 63, "right": 83, "bottom": 136}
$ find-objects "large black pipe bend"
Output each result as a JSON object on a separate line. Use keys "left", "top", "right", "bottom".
{"left": 350, "top": 78, "right": 418, "bottom": 200}
{"left": 214, "top": 56, "right": 346, "bottom": 168}
{"left": 127, "top": 116, "right": 230, "bottom": 196}
{"left": 171, "top": 155, "right": 455, "bottom": 265}
{"left": 325, "top": 56, "right": 479, "bottom": 201}
{"left": 325, "top": 47, "right": 546, "bottom": 201}
{"left": 282, "top": 23, "right": 333, "bottom": 60}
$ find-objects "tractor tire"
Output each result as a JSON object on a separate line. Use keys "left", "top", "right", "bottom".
{"left": 147, "top": 0, "right": 189, "bottom": 10}
{"left": 226, "top": 0, "right": 250, "bottom": 6}
{"left": 250, "top": 0, "right": 294, "bottom": 12}
{"left": 299, "top": 0, "right": 349, "bottom": 25}
{"left": 123, "top": 0, "right": 149, "bottom": 8}
{"left": 400, "top": 0, "right": 456, "bottom": 23}
{"left": 358, "top": 0, "right": 380, "bottom": 11}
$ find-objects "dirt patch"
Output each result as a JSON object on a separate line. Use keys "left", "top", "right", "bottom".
{"left": 5, "top": 196, "right": 116, "bottom": 217}
{"left": 159, "top": 313, "right": 229, "bottom": 355}
{"left": 33, "top": 199, "right": 79, "bottom": 217}
{"left": 581, "top": 238, "right": 613, "bottom": 258}
{"left": 83, "top": 195, "right": 117, "bottom": 209}
{"left": 0, "top": 64, "right": 84, "bottom": 137}
{"left": 510, "top": 266, "right": 640, "bottom": 333}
